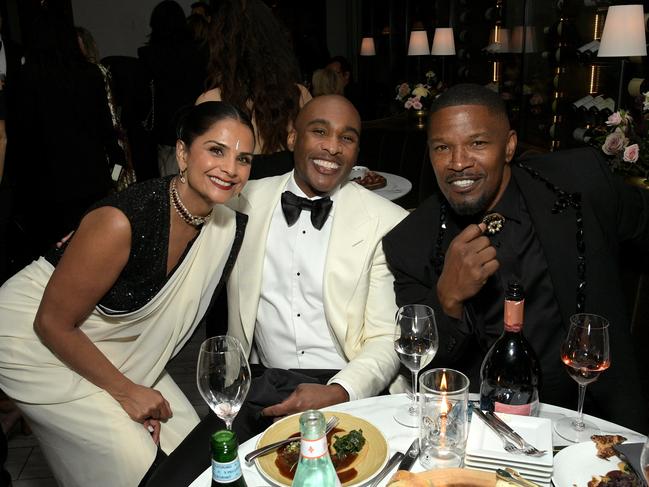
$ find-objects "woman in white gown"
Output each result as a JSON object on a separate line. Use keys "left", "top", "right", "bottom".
{"left": 0, "top": 101, "right": 255, "bottom": 487}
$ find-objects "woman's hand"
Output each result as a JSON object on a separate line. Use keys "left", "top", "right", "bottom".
{"left": 114, "top": 383, "right": 172, "bottom": 423}
{"left": 143, "top": 418, "right": 161, "bottom": 445}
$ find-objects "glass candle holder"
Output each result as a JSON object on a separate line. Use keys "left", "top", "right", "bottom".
{"left": 419, "top": 368, "right": 470, "bottom": 469}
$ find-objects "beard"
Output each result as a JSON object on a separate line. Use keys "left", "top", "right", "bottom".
{"left": 446, "top": 191, "right": 494, "bottom": 216}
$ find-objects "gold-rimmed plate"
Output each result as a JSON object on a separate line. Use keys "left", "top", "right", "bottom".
{"left": 254, "top": 411, "right": 388, "bottom": 487}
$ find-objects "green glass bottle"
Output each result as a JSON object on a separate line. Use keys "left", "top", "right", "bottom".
{"left": 211, "top": 430, "right": 247, "bottom": 487}
{"left": 291, "top": 410, "right": 341, "bottom": 487}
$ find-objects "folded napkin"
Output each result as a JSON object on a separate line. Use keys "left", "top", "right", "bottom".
{"left": 614, "top": 443, "right": 646, "bottom": 482}
{"left": 235, "top": 368, "right": 320, "bottom": 440}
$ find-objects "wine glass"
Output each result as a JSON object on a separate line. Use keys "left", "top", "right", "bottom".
{"left": 554, "top": 313, "right": 610, "bottom": 442}
{"left": 641, "top": 437, "right": 649, "bottom": 484}
{"left": 196, "top": 335, "right": 251, "bottom": 430}
{"left": 393, "top": 304, "right": 439, "bottom": 428}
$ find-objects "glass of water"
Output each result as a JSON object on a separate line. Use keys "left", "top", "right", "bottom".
{"left": 196, "top": 335, "right": 251, "bottom": 430}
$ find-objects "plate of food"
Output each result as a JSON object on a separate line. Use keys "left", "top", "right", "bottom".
{"left": 254, "top": 411, "right": 388, "bottom": 487}
{"left": 553, "top": 435, "right": 641, "bottom": 487}
{"left": 351, "top": 169, "right": 388, "bottom": 190}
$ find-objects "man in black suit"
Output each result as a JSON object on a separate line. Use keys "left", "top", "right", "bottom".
{"left": 383, "top": 83, "right": 649, "bottom": 433}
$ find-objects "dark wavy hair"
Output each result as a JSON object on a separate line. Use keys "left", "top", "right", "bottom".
{"left": 205, "top": 0, "right": 302, "bottom": 154}
{"left": 176, "top": 101, "right": 256, "bottom": 149}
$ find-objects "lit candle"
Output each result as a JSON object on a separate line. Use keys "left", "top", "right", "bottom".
{"left": 439, "top": 372, "right": 449, "bottom": 447}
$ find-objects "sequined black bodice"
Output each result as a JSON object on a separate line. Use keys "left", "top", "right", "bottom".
{"left": 45, "top": 177, "right": 175, "bottom": 313}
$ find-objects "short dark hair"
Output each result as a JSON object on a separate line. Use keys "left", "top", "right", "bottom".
{"left": 429, "top": 83, "right": 508, "bottom": 123}
{"left": 191, "top": 1, "right": 210, "bottom": 12}
{"left": 327, "top": 55, "right": 351, "bottom": 75}
{"left": 177, "top": 101, "right": 255, "bottom": 148}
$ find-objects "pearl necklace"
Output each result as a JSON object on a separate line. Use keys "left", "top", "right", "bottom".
{"left": 169, "top": 177, "right": 212, "bottom": 227}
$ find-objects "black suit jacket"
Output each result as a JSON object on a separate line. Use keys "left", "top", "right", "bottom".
{"left": 383, "top": 147, "right": 649, "bottom": 433}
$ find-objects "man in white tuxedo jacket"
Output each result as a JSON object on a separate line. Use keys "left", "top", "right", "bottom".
{"left": 228, "top": 95, "right": 408, "bottom": 416}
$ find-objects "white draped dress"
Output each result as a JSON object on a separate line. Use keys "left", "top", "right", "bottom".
{"left": 0, "top": 202, "right": 242, "bottom": 487}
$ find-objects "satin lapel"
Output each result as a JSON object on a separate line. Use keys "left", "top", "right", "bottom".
{"left": 512, "top": 166, "right": 576, "bottom": 326}
{"left": 323, "top": 185, "right": 377, "bottom": 338}
{"left": 236, "top": 174, "right": 292, "bottom": 344}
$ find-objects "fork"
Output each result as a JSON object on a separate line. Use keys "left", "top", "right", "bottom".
{"left": 471, "top": 407, "right": 523, "bottom": 455}
{"left": 244, "top": 415, "right": 339, "bottom": 463}
{"left": 485, "top": 411, "right": 547, "bottom": 457}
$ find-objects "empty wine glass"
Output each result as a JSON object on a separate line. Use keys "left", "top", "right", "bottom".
{"left": 393, "top": 304, "right": 439, "bottom": 428}
{"left": 554, "top": 313, "right": 610, "bottom": 442}
{"left": 197, "top": 335, "right": 251, "bottom": 430}
{"left": 641, "top": 437, "right": 649, "bottom": 484}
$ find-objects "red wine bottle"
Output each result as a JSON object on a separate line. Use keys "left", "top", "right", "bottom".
{"left": 479, "top": 281, "right": 541, "bottom": 416}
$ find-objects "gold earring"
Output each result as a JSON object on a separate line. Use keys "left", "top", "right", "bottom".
{"left": 180, "top": 168, "right": 187, "bottom": 183}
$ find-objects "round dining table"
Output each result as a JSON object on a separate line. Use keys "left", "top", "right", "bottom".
{"left": 187, "top": 394, "right": 646, "bottom": 487}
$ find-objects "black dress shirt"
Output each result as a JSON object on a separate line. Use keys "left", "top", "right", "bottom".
{"left": 460, "top": 178, "right": 567, "bottom": 406}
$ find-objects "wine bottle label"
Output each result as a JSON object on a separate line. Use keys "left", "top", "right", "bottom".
{"left": 504, "top": 299, "right": 524, "bottom": 332}
{"left": 212, "top": 457, "right": 243, "bottom": 483}
{"left": 495, "top": 399, "right": 539, "bottom": 416}
{"left": 300, "top": 436, "right": 328, "bottom": 459}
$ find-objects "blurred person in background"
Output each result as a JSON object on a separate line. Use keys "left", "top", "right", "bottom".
{"left": 10, "top": 8, "right": 120, "bottom": 257}
{"left": 139, "top": 0, "right": 207, "bottom": 177}
{"left": 311, "top": 67, "right": 343, "bottom": 97}
{"left": 197, "top": 0, "right": 311, "bottom": 180}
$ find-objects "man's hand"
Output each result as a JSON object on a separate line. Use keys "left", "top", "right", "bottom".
{"left": 261, "top": 383, "right": 349, "bottom": 419}
{"left": 437, "top": 223, "right": 499, "bottom": 319}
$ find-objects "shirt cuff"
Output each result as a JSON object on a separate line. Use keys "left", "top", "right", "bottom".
{"left": 328, "top": 378, "right": 357, "bottom": 402}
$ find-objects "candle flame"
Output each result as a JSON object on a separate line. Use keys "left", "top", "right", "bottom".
{"left": 440, "top": 372, "right": 449, "bottom": 415}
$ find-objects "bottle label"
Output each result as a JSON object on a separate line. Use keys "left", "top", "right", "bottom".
{"left": 504, "top": 299, "right": 524, "bottom": 332}
{"left": 300, "top": 436, "right": 328, "bottom": 459}
{"left": 494, "top": 400, "right": 538, "bottom": 416}
{"left": 212, "top": 457, "right": 242, "bottom": 483}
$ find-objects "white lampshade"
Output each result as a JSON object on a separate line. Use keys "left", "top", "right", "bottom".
{"left": 598, "top": 5, "right": 647, "bottom": 57}
{"left": 431, "top": 27, "right": 456, "bottom": 55}
{"left": 408, "top": 30, "right": 430, "bottom": 56}
{"left": 360, "top": 37, "right": 376, "bottom": 56}
{"left": 511, "top": 25, "right": 537, "bottom": 53}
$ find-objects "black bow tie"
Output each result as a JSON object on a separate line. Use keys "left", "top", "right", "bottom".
{"left": 281, "top": 191, "right": 333, "bottom": 230}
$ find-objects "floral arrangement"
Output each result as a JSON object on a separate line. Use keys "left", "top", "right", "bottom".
{"left": 598, "top": 95, "right": 649, "bottom": 181}
{"left": 395, "top": 71, "right": 441, "bottom": 111}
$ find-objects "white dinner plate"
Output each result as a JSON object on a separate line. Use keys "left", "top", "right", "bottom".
{"left": 466, "top": 412, "right": 553, "bottom": 468}
{"left": 465, "top": 454, "right": 553, "bottom": 475}
{"left": 552, "top": 441, "right": 627, "bottom": 487}
{"left": 373, "top": 171, "right": 412, "bottom": 200}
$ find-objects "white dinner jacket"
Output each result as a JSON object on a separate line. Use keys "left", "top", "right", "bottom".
{"left": 227, "top": 172, "right": 409, "bottom": 398}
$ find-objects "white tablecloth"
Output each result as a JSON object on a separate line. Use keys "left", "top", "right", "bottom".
{"left": 188, "top": 394, "right": 645, "bottom": 486}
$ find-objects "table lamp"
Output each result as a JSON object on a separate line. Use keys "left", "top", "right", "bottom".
{"left": 598, "top": 4, "right": 647, "bottom": 110}
{"left": 408, "top": 30, "right": 430, "bottom": 56}
{"left": 431, "top": 28, "right": 455, "bottom": 85}
{"left": 360, "top": 37, "right": 376, "bottom": 56}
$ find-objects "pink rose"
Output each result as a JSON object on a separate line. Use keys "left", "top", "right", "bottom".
{"left": 623, "top": 143, "right": 639, "bottom": 163}
{"left": 602, "top": 128, "right": 627, "bottom": 155}
{"left": 412, "top": 98, "right": 423, "bottom": 110}
{"left": 606, "top": 112, "right": 622, "bottom": 126}
{"left": 404, "top": 98, "right": 413, "bottom": 109}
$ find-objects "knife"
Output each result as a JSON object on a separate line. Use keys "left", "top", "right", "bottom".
{"left": 397, "top": 439, "right": 420, "bottom": 471}
{"left": 368, "top": 451, "right": 405, "bottom": 487}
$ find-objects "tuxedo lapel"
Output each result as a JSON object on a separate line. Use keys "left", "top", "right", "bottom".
{"left": 512, "top": 165, "right": 576, "bottom": 326}
{"left": 323, "top": 185, "right": 378, "bottom": 336}
{"left": 235, "top": 174, "right": 292, "bottom": 344}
